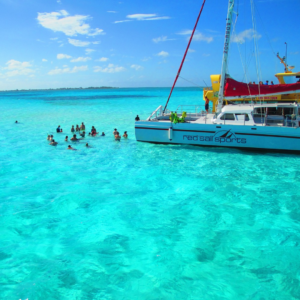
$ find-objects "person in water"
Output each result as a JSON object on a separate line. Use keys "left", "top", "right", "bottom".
{"left": 65, "top": 136, "right": 68, "bottom": 141}
{"left": 50, "top": 139, "right": 58, "bottom": 146}
{"left": 85, "top": 143, "right": 92, "bottom": 148}
{"left": 71, "top": 125, "right": 75, "bottom": 132}
{"left": 49, "top": 135, "right": 54, "bottom": 141}
{"left": 80, "top": 131, "right": 85, "bottom": 138}
{"left": 123, "top": 131, "right": 128, "bottom": 138}
{"left": 80, "top": 122, "right": 85, "bottom": 131}
{"left": 15, "top": 120, "right": 18, "bottom": 124}
{"left": 57, "top": 125, "right": 62, "bottom": 133}
{"left": 71, "top": 134, "right": 79, "bottom": 141}
{"left": 76, "top": 125, "right": 80, "bottom": 131}
{"left": 47, "top": 135, "right": 51, "bottom": 141}
{"left": 91, "top": 126, "right": 97, "bottom": 136}
{"left": 115, "top": 132, "right": 121, "bottom": 141}
{"left": 101, "top": 132, "right": 105, "bottom": 136}
{"left": 135, "top": 115, "right": 140, "bottom": 121}
{"left": 113, "top": 128, "right": 119, "bottom": 136}
{"left": 67, "top": 145, "right": 76, "bottom": 150}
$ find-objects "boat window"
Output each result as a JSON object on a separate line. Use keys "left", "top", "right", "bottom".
{"left": 283, "top": 76, "right": 300, "bottom": 84}
{"left": 235, "top": 113, "right": 250, "bottom": 121}
{"left": 220, "top": 113, "right": 235, "bottom": 120}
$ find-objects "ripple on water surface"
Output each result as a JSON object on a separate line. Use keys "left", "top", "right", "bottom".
{"left": 0, "top": 88, "right": 300, "bottom": 299}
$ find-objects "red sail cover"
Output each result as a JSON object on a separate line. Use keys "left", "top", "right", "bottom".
{"left": 224, "top": 78, "right": 300, "bottom": 98}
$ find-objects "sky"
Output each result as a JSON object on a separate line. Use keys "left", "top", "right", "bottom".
{"left": 0, "top": 0, "right": 299, "bottom": 90}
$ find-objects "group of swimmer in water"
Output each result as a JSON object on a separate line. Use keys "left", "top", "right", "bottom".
{"left": 47, "top": 121, "right": 128, "bottom": 150}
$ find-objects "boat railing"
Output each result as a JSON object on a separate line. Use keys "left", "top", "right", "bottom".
{"left": 176, "top": 105, "right": 211, "bottom": 117}
{"left": 147, "top": 105, "right": 164, "bottom": 121}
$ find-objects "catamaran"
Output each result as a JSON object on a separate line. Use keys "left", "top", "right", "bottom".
{"left": 135, "top": 0, "right": 300, "bottom": 152}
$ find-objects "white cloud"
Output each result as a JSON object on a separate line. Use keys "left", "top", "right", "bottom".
{"left": 57, "top": 53, "right": 71, "bottom": 59}
{"left": 92, "top": 41, "right": 100, "bottom": 45}
{"left": 108, "top": 11, "right": 117, "bottom": 13}
{"left": 94, "top": 64, "right": 125, "bottom": 73}
{"left": 50, "top": 37, "right": 58, "bottom": 40}
{"left": 157, "top": 51, "right": 169, "bottom": 57}
{"left": 178, "top": 30, "right": 213, "bottom": 43}
{"left": 68, "top": 38, "right": 90, "bottom": 47}
{"left": 85, "top": 48, "right": 95, "bottom": 54}
{"left": 231, "top": 29, "right": 261, "bottom": 43}
{"left": 4, "top": 60, "right": 35, "bottom": 77}
{"left": 188, "top": 49, "right": 195, "bottom": 53}
{"left": 96, "top": 57, "right": 109, "bottom": 62}
{"left": 142, "top": 57, "right": 152, "bottom": 61}
{"left": 127, "top": 14, "right": 170, "bottom": 21}
{"left": 37, "top": 10, "right": 105, "bottom": 37}
{"left": 115, "top": 13, "right": 169, "bottom": 24}
{"left": 48, "top": 65, "right": 88, "bottom": 75}
{"left": 42, "top": 59, "right": 48, "bottom": 62}
{"left": 114, "top": 20, "right": 131, "bottom": 24}
{"left": 70, "top": 57, "right": 91, "bottom": 62}
{"left": 152, "top": 36, "right": 175, "bottom": 43}
{"left": 131, "top": 64, "right": 143, "bottom": 71}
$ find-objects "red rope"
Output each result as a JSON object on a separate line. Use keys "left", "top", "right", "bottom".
{"left": 163, "top": 0, "right": 207, "bottom": 113}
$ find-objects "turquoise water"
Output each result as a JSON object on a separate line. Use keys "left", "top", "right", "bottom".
{"left": 1, "top": 88, "right": 300, "bottom": 300}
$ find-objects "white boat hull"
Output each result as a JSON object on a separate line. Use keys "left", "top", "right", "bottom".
{"left": 135, "top": 121, "right": 300, "bottom": 152}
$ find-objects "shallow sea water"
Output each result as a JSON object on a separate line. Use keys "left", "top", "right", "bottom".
{"left": 1, "top": 88, "right": 300, "bottom": 300}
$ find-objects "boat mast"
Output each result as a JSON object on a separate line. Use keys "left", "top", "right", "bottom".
{"left": 163, "top": 0, "right": 207, "bottom": 114}
{"left": 216, "top": 0, "right": 235, "bottom": 114}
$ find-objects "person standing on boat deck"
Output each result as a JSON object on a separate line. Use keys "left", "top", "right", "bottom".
{"left": 271, "top": 81, "right": 274, "bottom": 85}
{"left": 205, "top": 96, "right": 209, "bottom": 113}
{"left": 135, "top": 115, "right": 140, "bottom": 121}
{"left": 265, "top": 80, "right": 269, "bottom": 85}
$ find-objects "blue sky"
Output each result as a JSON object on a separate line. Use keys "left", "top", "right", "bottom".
{"left": 0, "top": 0, "right": 299, "bottom": 90}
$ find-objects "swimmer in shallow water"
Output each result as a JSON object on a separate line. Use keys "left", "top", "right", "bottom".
{"left": 49, "top": 135, "right": 54, "bottom": 141}
{"left": 123, "top": 131, "right": 128, "bottom": 138}
{"left": 115, "top": 132, "right": 121, "bottom": 141}
{"left": 50, "top": 139, "right": 58, "bottom": 146}
{"left": 71, "top": 134, "right": 79, "bottom": 141}
{"left": 67, "top": 145, "right": 76, "bottom": 150}
{"left": 101, "top": 132, "right": 105, "bottom": 136}
{"left": 85, "top": 143, "right": 92, "bottom": 148}
{"left": 47, "top": 135, "right": 51, "bottom": 141}
{"left": 76, "top": 125, "right": 80, "bottom": 131}
{"left": 80, "top": 122, "right": 85, "bottom": 131}
{"left": 71, "top": 125, "right": 75, "bottom": 132}
{"left": 80, "top": 131, "right": 85, "bottom": 138}
{"left": 65, "top": 136, "right": 68, "bottom": 141}
{"left": 15, "top": 120, "right": 18, "bottom": 124}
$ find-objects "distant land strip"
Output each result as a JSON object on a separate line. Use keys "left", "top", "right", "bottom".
{"left": 0, "top": 87, "right": 118, "bottom": 92}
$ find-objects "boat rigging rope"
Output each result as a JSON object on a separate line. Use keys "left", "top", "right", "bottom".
{"left": 179, "top": 75, "right": 203, "bottom": 88}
